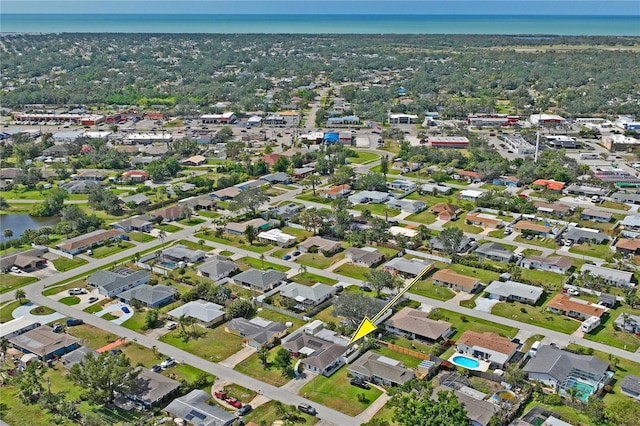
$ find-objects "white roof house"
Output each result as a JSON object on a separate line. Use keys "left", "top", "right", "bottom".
{"left": 348, "top": 190, "right": 390, "bottom": 204}
{"left": 257, "top": 229, "right": 297, "bottom": 246}
{"left": 485, "top": 280, "right": 544, "bottom": 304}
{"left": 388, "top": 226, "right": 418, "bottom": 238}
{"left": 0, "top": 316, "right": 41, "bottom": 340}
{"left": 459, "top": 189, "right": 484, "bottom": 201}
{"left": 580, "top": 264, "right": 634, "bottom": 287}
{"left": 167, "top": 299, "right": 226, "bottom": 327}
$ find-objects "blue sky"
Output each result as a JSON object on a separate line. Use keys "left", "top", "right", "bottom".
{"left": 3, "top": 1, "right": 639, "bottom": 15}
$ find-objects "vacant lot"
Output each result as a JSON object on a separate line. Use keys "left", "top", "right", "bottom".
{"left": 409, "top": 279, "right": 455, "bottom": 301}
{"left": 91, "top": 241, "right": 135, "bottom": 259}
{"left": 491, "top": 299, "right": 580, "bottom": 335}
{"left": 0, "top": 273, "right": 37, "bottom": 293}
{"left": 235, "top": 347, "right": 296, "bottom": 387}
{"left": 236, "top": 256, "right": 290, "bottom": 272}
{"left": 430, "top": 308, "right": 518, "bottom": 339}
{"left": 296, "top": 251, "right": 346, "bottom": 270}
{"left": 52, "top": 257, "right": 88, "bottom": 272}
{"left": 569, "top": 243, "right": 612, "bottom": 259}
{"left": 159, "top": 323, "right": 244, "bottom": 362}
{"left": 290, "top": 272, "right": 338, "bottom": 286}
{"left": 243, "top": 401, "right": 319, "bottom": 426}
{"left": 333, "top": 263, "right": 371, "bottom": 281}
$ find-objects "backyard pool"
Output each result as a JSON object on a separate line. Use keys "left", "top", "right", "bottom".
{"left": 564, "top": 378, "right": 595, "bottom": 401}
{"left": 451, "top": 355, "right": 480, "bottom": 370}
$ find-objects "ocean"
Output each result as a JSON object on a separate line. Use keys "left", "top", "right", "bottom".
{"left": 1, "top": 14, "right": 639, "bottom": 36}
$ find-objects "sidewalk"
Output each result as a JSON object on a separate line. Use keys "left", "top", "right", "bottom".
{"left": 219, "top": 346, "right": 256, "bottom": 368}
{"left": 355, "top": 393, "right": 390, "bottom": 423}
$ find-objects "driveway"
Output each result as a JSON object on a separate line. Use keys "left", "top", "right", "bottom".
{"left": 93, "top": 302, "right": 134, "bottom": 325}
{"left": 12, "top": 301, "right": 65, "bottom": 324}
{"left": 473, "top": 297, "right": 500, "bottom": 313}
{"left": 218, "top": 346, "right": 256, "bottom": 368}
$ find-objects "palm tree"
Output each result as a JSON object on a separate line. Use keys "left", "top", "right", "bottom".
{"left": 3, "top": 229, "right": 13, "bottom": 240}
{"left": 259, "top": 253, "right": 265, "bottom": 270}
{"left": 177, "top": 314, "right": 189, "bottom": 335}
{"left": 181, "top": 203, "right": 193, "bottom": 223}
{"left": 566, "top": 387, "right": 580, "bottom": 403}
{"left": 15, "top": 289, "right": 26, "bottom": 304}
{"left": 244, "top": 225, "right": 257, "bottom": 246}
{"left": 257, "top": 347, "right": 269, "bottom": 368}
{"left": 0, "top": 337, "right": 8, "bottom": 361}
{"left": 158, "top": 230, "right": 167, "bottom": 248}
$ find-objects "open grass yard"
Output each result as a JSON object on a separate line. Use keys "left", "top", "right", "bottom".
{"left": 404, "top": 191, "right": 460, "bottom": 205}
{"left": 521, "top": 398, "right": 596, "bottom": 426}
{"left": 243, "top": 401, "right": 319, "bottom": 426}
{"left": 521, "top": 248, "right": 543, "bottom": 257}
{"left": 254, "top": 307, "right": 307, "bottom": 330}
{"left": 332, "top": 263, "right": 371, "bottom": 281}
{"left": 90, "top": 241, "right": 135, "bottom": 258}
{"left": 234, "top": 347, "right": 297, "bottom": 387}
{"left": 405, "top": 209, "right": 437, "bottom": 224}
{"left": 514, "top": 235, "right": 560, "bottom": 250}
{"left": 377, "top": 338, "right": 432, "bottom": 365}
{"left": 601, "top": 200, "right": 630, "bottom": 210}
{"left": 0, "top": 300, "right": 24, "bottom": 322}
{"left": 175, "top": 239, "right": 214, "bottom": 251}
{"left": 196, "top": 210, "right": 221, "bottom": 219}
{"left": 224, "top": 283, "right": 259, "bottom": 300}
{"left": 0, "top": 385, "right": 74, "bottom": 426}
{"left": 491, "top": 298, "right": 580, "bottom": 334}
{"left": 374, "top": 345, "right": 427, "bottom": 369}
{"left": 584, "top": 306, "right": 640, "bottom": 352}
{"left": 290, "top": 272, "right": 338, "bottom": 286}
{"left": 121, "top": 310, "right": 147, "bottom": 332}
{"left": 281, "top": 226, "right": 314, "bottom": 241}
{"left": 59, "top": 295, "right": 81, "bottom": 305}
{"left": 354, "top": 203, "right": 401, "bottom": 217}
{"left": 272, "top": 247, "right": 293, "bottom": 258}
{"left": 237, "top": 256, "right": 290, "bottom": 272}
{"left": 348, "top": 151, "right": 380, "bottom": 164}
{"left": 299, "top": 365, "right": 383, "bottom": 416}
{"left": 296, "top": 192, "right": 334, "bottom": 204}
{"left": 127, "top": 231, "right": 156, "bottom": 242}
{"left": 52, "top": 256, "right": 88, "bottom": 272}
{"left": 296, "top": 251, "right": 346, "bottom": 270}
{"left": 369, "top": 403, "right": 397, "bottom": 426}
{"left": 265, "top": 187, "right": 286, "bottom": 197}
{"left": 376, "top": 246, "right": 401, "bottom": 259}
{"left": 488, "top": 229, "right": 505, "bottom": 238}
{"left": 569, "top": 243, "right": 613, "bottom": 259}
{"left": 0, "top": 273, "right": 37, "bottom": 293}
{"left": 67, "top": 323, "right": 119, "bottom": 349}
{"left": 443, "top": 217, "right": 483, "bottom": 234}
{"left": 410, "top": 278, "right": 455, "bottom": 301}
{"left": 195, "top": 232, "right": 273, "bottom": 253}
{"left": 83, "top": 298, "right": 112, "bottom": 313}
{"left": 447, "top": 263, "right": 500, "bottom": 285}
{"left": 223, "top": 383, "right": 256, "bottom": 403}
{"left": 370, "top": 164, "right": 401, "bottom": 175}
{"left": 431, "top": 308, "right": 518, "bottom": 339}
{"left": 312, "top": 305, "right": 342, "bottom": 324}
{"left": 159, "top": 323, "right": 244, "bottom": 362}
{"left": 155, "top": 223, "right": 183, "bottom": 233}
{"left": 178, "top": 217, "right": 206, "bottom": 226}
{"left": 219, "top": 250, "right": 234, "bottom": 257}
{"left": 519, "top": 268, "right": 565, "bottom": 289}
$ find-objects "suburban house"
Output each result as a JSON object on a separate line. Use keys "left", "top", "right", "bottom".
{"left": 211, "top": 186, "right": 241, "bottom": 201}
{"left": 432, "top": 269, "right": 481, "bottom": 293}
{"left": 61, "top": 347, "right": 100, "bottom": 370}
{"left": 431, "top": 384, "right": 499, "bottom": 426}
{"left": 456, "top": 331, "right": 518, "bottom": 369}
{"left": 111, "top": 215, "right": 153, "bottom": 233}
{"left": 60, "top": 180, "right": 102, "bottom": 194}
{"left": 466, "top": 212, "right": 502, "bottom": 229}
{"left": 383, "top": 258, "right": 432, "bottom": 278}
{"left": 620, "top": 215, "right": 640, "bottom": 231}
{"left": 279, "top": 282, "right": 337, "bottom": 310}
{"left": 197, "top": 257, "right": 238, "bottom": 280}
{"left": 292, "top": 166, "right": 315, "bottom": 179}
{"left": 265, "top": 203, "right": 302, "bottom": 219}
{"left": 474, "top": 243, "right": 514, "bottom": 263}
{"left": 320, "top": 184, "right": 352, "bottom": 199}
{"left": 120, "top": 193, "right": 151, "bottom": 207}
{"left": 345, "top": 247, "right": 384, "bottom": 267}
{"left": 42, "top": 144, "right": 69, "bottom": 157}
{"left": 563, "top": 228, "right": 611, "bottom": 245}
{"left": 258, "top": 229, "right": 297, "bottom": 247}
{"left": 580, "top": 264, "right": 635, "bottom": 288}
{"left": 598, "top": 293, "right": 618, "bottom": 308}
{"left": 429, "top": 203, "right": 460, "bottom": 221}
{"left": 179, "top": 195, "right": 216, "bottom": 211}
{"left": 614, "top": 238, "right": 640, "bottom": 255}
{"left": 420, "top": 183, "right": 452, "bottom": 195}
{"left": 10, "top": 325, "right": 81, "bottom": 361}
{"left": 298, "top": 236, "right": 342, "bottom": 255}
{"left": 348, "top": 351, "right": 415, "bottom": 387}
{"left": 429, "top": 236, "right": 473, "bottom": 255}
{"left": 87, "top": 268, "right": 151, "bottom": 298}
{"left": 56, "top": 229, "right": 124, "bottom": 255}
{"left": 387, "top": 199, "right": 426, "bottom": 214}
{"left": 520, "top": 256, "right": 573, "bottom": 275}
{"left": 524, "top": 345, "right": 610, "bottom": 399}
{"left": 77, "top": 169, "right": 106, "bottom": 181}
{"left": 262, "top": 153, "right": 282, "bottom": 168}
{"left": 0, "top": 316, "right": 41, "bottom": 341}
{"left": 162, "top": 245, "right": 207, "bottom": 264}
{"left": 385, "top": 307, "right": 452, "bottom": 343}
{"left": 620, "top": 375, "right": 640, "bottom": 401}
{"left": 532, "top": 179, "right": 565, "bottom": 192}
{"left": 129, "top": 368, "right": 181, "bottom": 409}
{"left": 164, "top": 389, "right": 237, "bottom": 426}
{"left": 260, "top": 172, "right": 290, "bottom": 184}
{"left": 348, "top": 190, "right": 390, "bottom": 204}
{"left": 484, "top": 280, "right": 544, "bottom": 305}
{"left": 614, "top": 313, "right": 640, "bottom": 334}
{"left": 512, "top": 221, "right": 553, "bottom": 237}
{"left": 0, "top": 248, "right": 48, "bottom": 273}
{"left": 281, "top": 320, "right": 353, "bottom": 376}
{"left": 534, "top": 201, "right": 573, "bottom": 217}
{"left": 580, "top": 209, "right": 612, "bottom": 223}
{"left": 493, "top": 175, "right": 521, "bottom": 187}
{"left": 387, "top": 180, "right": 416, "bottom": 192}
{"left": 152, "top": 206, "right": 184, "bottom": 222}
{"left": 225, "top": 317, "right": 288, "bottom": 349}
{"left": 546, "top": 294, "right": 606, "bottom": 320}
{"left": 121, "top": 170, "right": 149, "bottom": 183}
{"left": 233, "top": 268, "right": 287, "bottom": 292}
{"left": 225, "top": 218, "right": 270, "bottom": 236}
{"left": 459, "top": 189, "right": 483, "bottom": 201}
{"left": 167, "top": 300, "right": 226, "bottom": 328}
{"left": 181, "top": 155, "right": 206, "bottom": 166}
{"left": 117, "top": 284, "right": 178, "bottom": 308}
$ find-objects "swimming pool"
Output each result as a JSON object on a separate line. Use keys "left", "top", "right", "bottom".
{"left": 452, "top": 355, "right": 480, "bottom": 369}
{"left": 564, "top": 378, "right": 595, "bottom": 401}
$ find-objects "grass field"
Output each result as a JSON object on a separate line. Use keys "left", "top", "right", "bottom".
{"left": 127, "top": 231, "right": 156, "bottom": 242}
{"left": 235, "top": 347, "right": 297, "bottom": 387}
{"left": 236, "top": 256, "right": 290, "bottom": 272}
{"left": 443, "top": 217, "right": 483, "bottom": 234}
{"left": 67, "top": 323, "right": 120, "bottom": 349}
{"left": 160, "top": 323, "right": 244, "bottom": 362}
{"left": 299, "top": 365, "right": 383, "bottom": 416}
{"left": 569, "top": 243, "right": 612, "bottom": 259}
{"left": 514, "top": 235, "right": 559, "bottom": 249}
{"left": 584, "top": 307, "right": 640, "bottom": 352}
{"left": 175, "top": 239, "right": 214, "bottom": 251}
{"left": 430, "top": 308, "right": 519, "bottom": 339}
{"left": 290, "top": 272, "right": 338, "bottom": 286}
{"left": 59, "top": 295, "right": 81, "bottom": 305}
{"left": 519, "top": 268, "right": 565, "bottom": 289}
{"left": 254, "top": 307, "right": 307, "bottom": 330}
{"left": 354, "top": 204, "right": 400, "bottom": 217}
{"left": 348, "top": 151, "right": 380, "bottom": 164}
{"left": 178, "top": 217, "right": 206, "bottom": 226}
{"left": 332, "top": 263, "right": 371, "bottom": 281}
{"left": 491, "top": 298, "right": 580, "bottom": 334}
{"left": 405, "top": 209, "right": 438, "bottom": 224}
{"left": 243, "top": 401, "right": 319, "bottom": 426}
{"left": 0, "top": 273, "right": 38, "bottom": 293}
{"left": 410, "top": 279, "right": 455, "bottom": 301}
{"left": 296, "top": 251, "right": 346, "bottom": 270}
{"left": 90, "top": 241, "right": 135, "bottom": 259}
{"left": 447, "top": 263, "right": 500, "bottom": 285}
{"left": 195, "top": 232, "right": 273, "bottom": 253}
{"left": 281, "top": 226, "right": 314, "bottom": 241}
{"left": 52, "top": 256, "right": 88, "bottom": 272}
{"left": 155, "top": 223, "right": 183, "bottom": 233}
{"left": 0, "top": 300, "right": 24, "bottom": 322}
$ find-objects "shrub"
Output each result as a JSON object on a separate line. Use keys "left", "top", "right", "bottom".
{"left": 520, "top": 307, "right": 528, "bottom": 313}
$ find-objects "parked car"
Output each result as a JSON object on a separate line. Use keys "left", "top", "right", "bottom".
{"left": 238, "top": 404, "right": 252, "bottom": 416}
{"left": 214, "top": 391, "right": 227, "bottom": 399}
{"left": 350, "top": 378, "right": 370, "bottom": 389}
{"left": 88, "top": 297, "right": 99, "bottom": 303}
{"left": 361, "top": 285, "right": 372, "bottom": 292}
{"left": 297, "top": 403, "right": 317, "bottom": 415}
{"left": 109, "top": 349, "right": 122, "bottom": 355}
{"left": 122, "top": 306, "right": 131, "bottom": 314}
{"left": 66, "top": 318, "right": 83, "bottom": 327}
{"left": 292, "top": 251, "right": 301, "bottom": 256}
{"left": 52, "top": 323, "right": 63, "bottom": 333}
{"left": 166, "top": 322, "right": 177, "bottom": 330}
{"left": 226, "top": 397, "right": 243, "bottom": 409}
{"left": 68, "top": 288, "right": 87, "bottom": 295}
{"left": 10, "top": 266, "right": 22, "bottom": 273}
{"left": 283, "top": 254, "right": 292, "bottom": 260}
{"left": 161, "top": 357, "right": 176, "bottom": 369}
{"left": 150, "top": 364, "right": 162, "bottom": 373}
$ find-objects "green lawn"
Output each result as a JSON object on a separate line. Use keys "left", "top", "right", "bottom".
{"left": 0, "top": 273, "right": 38, "bottom": 293}
{"left": 601, "top": 200, "right": 630, "bottom": 211}
{"left": 333, "top": 263, "right": 371, "bottom": 281}
{"left": 223, "top": 383, "right": 256, "bottom": 403}
{"left": 354, "top": 204, "right": 401, "bottom": 217}
{"left": 375, "top": 345, "right": 429, "bottom": 368}
{"left": 178, "top": 217, "right": 206, "bottom": 226}
{"left": 514, "top": 235, "right": 559, "bottom": 249}
{"left": 52, "top": 256, "right": 88, "bottom": 272}
{"left": 519, "top": 268, "right": 565, "bottom": 289}
{"left": 447, "top": 263, "right": 500, "bottom": 285}
{"left": 290, "top": 272, "right": 338, "bottom": 286}
{"left": 0, "top": 300, "right": 24, "bottom": 322}
{"left": 312, "top": 305, "right": 342, "bottom": 325}
{"left": 430, "top": 308, "right": 519, "bottom": 339}
{"left": 521, "top": 248, "right": 543, "bottom": 257}
{"left": 59, "top": 296, "right": 81, "bottom": 305}
{"left": 254, "top": 308, "right": 307, "bottom": 330}
{"left": 296, "top": 251, "right": 346, "bottom": 270}
{"left": 410, "top": 278, "right": 455, "bottom": 301}
{"left": 66, "top": 323, "right": 119, "bottom": 349}
{"left": 220, "top": 250, "right": 234, "bottom": 257}
{"left": 569, "top": 243, "right": 612, "bottom": 259}
{"left": 155, "top": 223, "right": 183, "bottom": 233}
{"left": 370, "top": 164, "right": 401, "bottom": 175}
{"left": 237, "top": 256, "right": 290, "bottom": 272}
{"left": 159, "top": 323, "right": 244, "bottom": 362}
{"left": 235, "top": 347, "right": 297, "bottom": 387}
{"left": 195, "top": 232, "right": 273, "bottom": 253}
{"left": 348, "top": 151, "right": 380, "bottom": 164}
{"left": 90, "top": 241, "right": 135, "bottom": 259}
{"left": 121, "top": 311, "right": 148, "bottom": 332}
{"left": 584, "top": 307, "right": 640, "bottom": 352}
{"left": 196, "top": 210, "right": 221, "bottom": 219}
{"left": 281, "top": 226, "right": 313, "bottom": 241}
{"left": 175, "top": 239, "right": 214, "bottom": 251}
{"left": 296, "top": 192, "right": 334, "bottom": 204}
{"left": 83, "top": 298, "right": 112, "bottom": 313}
{"left": 299, "top": 365, "right": 383, "bottom": 416}
{"left": 491, "top": 298, "right": 580, "bottom": 334}
{"left": 443, "top": 218, "right": 483, "bottom": 234}
{"left": 243, "top": 401, "right": 319, "bottom": 426}
{"left": 128, "top": 231, "right": 156, "bottom": 242}
{"left": 405, "top": 209, "right": 437, "bottom": 224}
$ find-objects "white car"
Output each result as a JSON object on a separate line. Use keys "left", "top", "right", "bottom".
{"left": 160, "top": 357, "right": 176, "bottom": 369}
{"left": 68, "top": 288, "right": 87, "bottom": 295}
{"left": 10, "top": 266, "right": 22, "bottom": 273}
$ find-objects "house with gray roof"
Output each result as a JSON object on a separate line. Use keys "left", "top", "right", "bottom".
{"left": 61, "top": 346, "right": 99, "bottom": 369}
{"left": 260, "top": 172, "right": 290, "bottom": 184}
{"left": 0, "top": 248, "right": 47, "bottom": 273}
{"left": 620, "top": 375, "right": 640, "bottom": 401}
{"left": 167, "top": 300, "right": 225, "bottom": 327}
{"left": 120, "top": 193, "right": 150, "bottom": 206}
{"left": 485, "top": 280, "right": 543, "bottom": 304}
{"left": 431, "top": 385, "right": 499, "bottom": 426}
{"left": 349, "top": 351, "right": 415, "bottom": 387}
{"left": 563, "top": 228, "right": 610, "bottom": 245}
{"left": 129, "top": 368, "right": 181, "bottom": 409}
{"left": 264, "top": 202, "right": 302, "bottom": 219}
{"left": 279, "top": 282, "right": 337, "bottom": 310}
{"left": 620, "top": 215, "right": 640, "bottom": 231}
{"left": 524, "top": 345, "right": 610, "bottom": 399}
{"left": 383, "top": 257, "right": 432, "bottom": 278}
{"left": 117, "top": 284, "right": 178, "bottom": 308}
{"left": 612, "top": 192, "right": 640, "bottom": 205}
{"left": 420, "top": 183, "right": 452, "bottom": 194}
{"left": 86, "top": 268, "right": 150, "bottom": 298}
{"left": 59, "top": 180, "right": 101, "bottom": 194}
{"left": 580, "top": 264, "right": 634, "bottom": 288}
{"left": 348, "top": 190, "right": 390, "bottom": 204}
{"left": 614, "top": 313, "right": 640, "bottom": 334}
{"left": 520, "top": 256, "right": 573, "bottom": 275}
{"left": 111, "top": 215, "right": 153, "bottom": 232}
{"left": 233, "top": 268, "right": 287, "bottom": 292}
{"left": 429, "top": 235, "right": 473, "bottom": 254}
{"left": 385, "top": 307, "right": 452, "bottom": 343}
{"left": 179, "top": 195, "right": 215, "bottom": 210}
{"left": 225, "top": 317, "right": 288, "bottom": 349}
{"left": 474, "top": 242, "right": 514, "bottom": 263}
{"left": 345, "top": 247, "right": 384, "bottom": 267}
{"left": 10, "top": 325, "right": 81, "bottom": 361}
{"left": 387, "top": 199, "right": 427, "bottom": 214}
{"left": 164, "top": 389, "right": 237, "bottom": 426}
{"left": 162, "top": 245, "right": 207, "bottom": 264}
{"left": 197, "top": 257, "right": 238, "bottom": 280}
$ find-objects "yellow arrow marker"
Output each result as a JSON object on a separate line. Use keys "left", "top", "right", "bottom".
{"left": 349, "top": 264, "right": 433, "bottom": 345}
{"left": 349, "top": 316, "right": 377, "bottom": 345}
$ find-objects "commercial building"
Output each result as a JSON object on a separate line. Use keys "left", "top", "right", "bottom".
{"left": 503, "top": 135, "right": 535, "bottom": 155}
{"left": 427, "top": 136, "right": 470, "bottom": 149}
{"left": 530, "top": 114, "right": 566, "bottom": 126}
{"left": 388, "top": 113, "right": 418, "bottom": 124}
{"left": 200, "top": 112, "right": 236, "bottom": 124}
{"left": 600, "top": 134, "right": 639, "bottom": 151}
